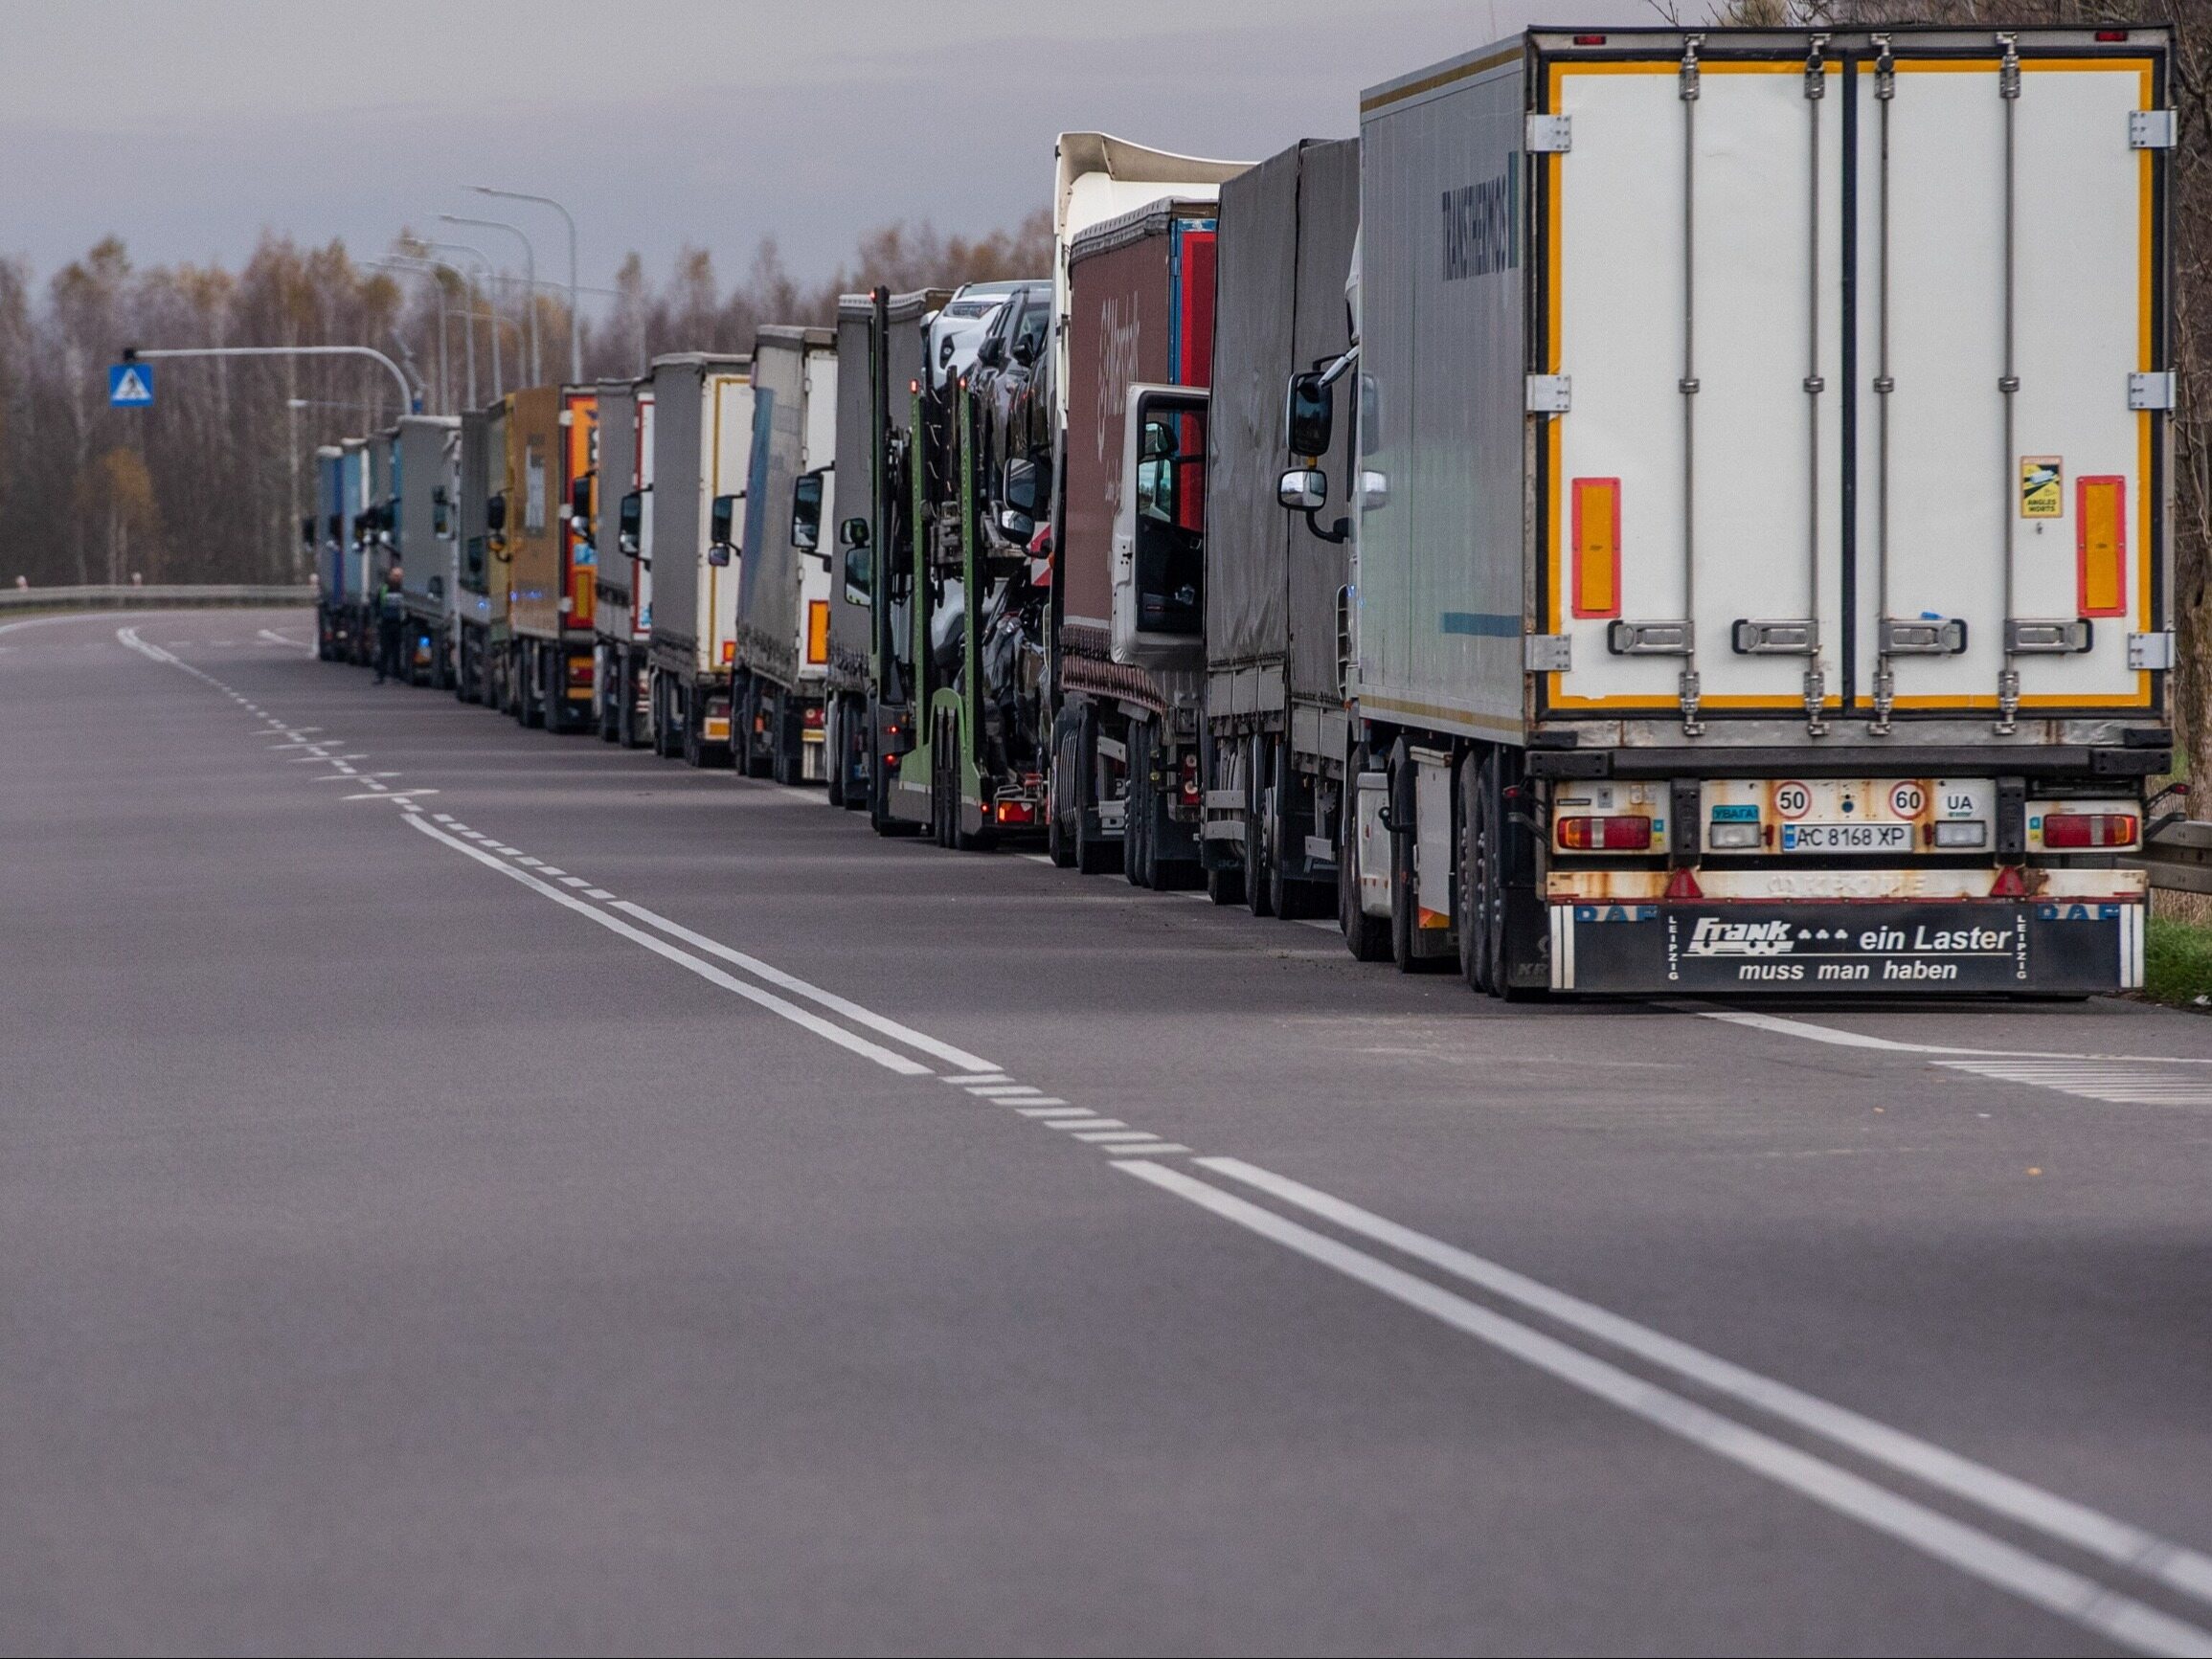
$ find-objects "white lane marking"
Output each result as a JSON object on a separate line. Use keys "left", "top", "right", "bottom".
{"left": 965, "top": 1085, "right": 1048, "bottom": 1098}
{"left": 535, "top": 866, "right": 566, "bottom": 877}
{"left": 516, "top": 857, "right": 546, "bottom": 867}
{"left": 1012, "top": 1105, "right": 1081, "bottom": 1115}
{"left": 559, "top": 876, "right": 591, "bottom": 888}
{"left": 943, "top": 1072, "right": 1013, "bottom": 1085}
{"left": 404, "top": 816, "right": 932, "bottom": 1077}
{"left": 1019, "top": 853, "right": 1054, "bottom": 864}
{"left": 1122, "top": 1160, "right": 2212, "bottom": 1659}
{"left": 258, "top": 628, "right": 313, "bottom": 653}
{"left": 1197, "top": 1156, "right": 2212, "bottom": 1612}
{"left": 1108, "top": 1144, "right": 1191, "bottom": 1157}
{"left": 1936, "top": 1059, "right": 2212, "bottom": 1110}
{"left": 1693, "top": 1007, "right": 2212, "bottom": 1068}
{"left": 1072, "top": 1132, "right": 1168, "bottom": 1145}
{"left": 612, "top": 901, "right": 1000, "bottom": 1075}
{"left": 432, "top": 813, "right": 455, "bottom": 823}
{"left": 1054, "top": 1119, "right": 1128, "bottom": 1132}
{"left": 583, "top": 888, "right": 615, "bottom": 901}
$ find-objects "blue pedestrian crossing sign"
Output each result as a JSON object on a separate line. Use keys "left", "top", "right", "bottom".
{"left": 108, "top": 363, "right": 154, "bottom": 407}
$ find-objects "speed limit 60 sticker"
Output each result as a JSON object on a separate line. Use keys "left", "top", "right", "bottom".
{"left": 1890, "top": 781, "right": 1927, "bottom": 818}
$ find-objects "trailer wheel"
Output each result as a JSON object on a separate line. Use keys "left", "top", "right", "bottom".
{"left": 1124, "top": 721, "right": 1153, "bottom": 888}
{"left": 1459, "top": 752, "right": 1500, "bottom": 996}
{"left": 825, "top": 704, "right": 846, "bottom": 807}
{"left": 1244, "top": 736, "right": 1275, "bottom": 916}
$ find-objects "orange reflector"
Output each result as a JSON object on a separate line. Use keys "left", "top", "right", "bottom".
{"left": 1570, "top": 478, "right": 1620, "bottom": 619}
{"left": 721, "top": 640, "right": 735, "bottom": 665}
{"left": 806, "top": 599, "right": 830, "bottom": 665}
{"left": 2076, "top": 476, "right": 2127, "bottom": 618}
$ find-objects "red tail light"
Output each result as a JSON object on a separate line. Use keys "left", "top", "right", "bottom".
{"left": 2042, "top": 812, "right": 2137, "bottom": 849}
{"left": 1180, "top": 751, "right": 1200, "bottom": 804}
{"left": 1557, "top": 815, "right": 1653, "bottom": 851}
{"left": 567, "top": 659, "right": 594, "bottom": 685}
{"left": 802, "top": 706, "right": 824, "bottom": 729}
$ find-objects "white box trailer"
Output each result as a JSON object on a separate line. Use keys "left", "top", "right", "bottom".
{"left": 591, "top": 375, "right": 655, "bottom": 746}
{"left": 1311, "top": 24, "right": 2173, "bottom": 997}
{"left": 733, "top": 326, "right": 837, "bottom": 784}
{"left": 646, "top": 352, "right": 753, "bottom": 766}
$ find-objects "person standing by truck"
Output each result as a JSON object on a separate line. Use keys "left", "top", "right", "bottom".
{"left": 373, "top": 562, "right": 405, "bottom": 685}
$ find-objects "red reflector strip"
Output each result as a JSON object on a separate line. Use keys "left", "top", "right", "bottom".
{"left": 1572, "top": 34, "right": 1607, "bottom": 45}
{"left": 2042, "top": 812, "right": 2137, "bottom": 849}
{"left": 1557, "top": 815, "right": 1653, "bottom": 851}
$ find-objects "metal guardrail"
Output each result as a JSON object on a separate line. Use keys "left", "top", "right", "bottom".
{"left": 0, "top": 583, "right": 313, "bottom": 612}
{"left": 2128, "top": 820, "right": 2212, "bottom": 895}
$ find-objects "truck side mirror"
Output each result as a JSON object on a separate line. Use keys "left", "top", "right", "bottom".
{"left": 1284, "top": 370, "right": 1333, "bottom": 458}
{"left": 570, "top": 475, "right": 592, "bottom": 527}
{"left": 1278, "top": 468, "right": 1328, "bottom": 511}
{"left": 299, "top": 516, "right": 315, "bottom": 549}
{"left": 839, "top": 516, "right": 869, "bottom": 550}
{"left": 485, "top": 492, "right": 507, "bottom": 534}
{"left": 618, "top": 490, "right": 642, "bottom": 557}
{"left": 844, "top": 543, "right": 871, "bottom": 606}
{"left": 710, "top": 492, "right": 738, "bottom": 559}
{"left": 791, "top": 470, "right": 824, "bottom": 552}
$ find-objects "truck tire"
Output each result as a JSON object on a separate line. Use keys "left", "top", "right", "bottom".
{"left": 1458, "top": 751, "right": 1499, "bottom": 996}
{"left": 1125, "top": 720, "right": 1154, "bottom": 889}
{"left": 1047, "top": 713, "right": 1079, "bottom": 867}
{"left": 1244, "top": 737, "right": 1275, "bottom": 916}
{"left": 825, "top": 704, "right": 846, "bottom": 807}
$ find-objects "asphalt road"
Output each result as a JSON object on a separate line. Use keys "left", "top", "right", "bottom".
{"left": 9, "top": 607, "right": 2212, "bottom": 1656}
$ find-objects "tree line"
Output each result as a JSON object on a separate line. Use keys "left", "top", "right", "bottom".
{"left": 0, "top": 211, "right": 1051, "bottom": 594}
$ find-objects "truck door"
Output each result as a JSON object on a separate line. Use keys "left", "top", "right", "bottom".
{"left": 1850, "top": 42, "right": 2160, "bottom": 727}
{"left": 1545, "top": 47, "right": 1847, "bottom": 728}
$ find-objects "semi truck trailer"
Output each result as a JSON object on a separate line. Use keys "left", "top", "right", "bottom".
{"left": 593, "top": 375, "right": 656, "bottom": 747}
{"left": 312, "top": 445, "right": 351, "bottom": 661}
{"left": 837, "top": 288, "right": 943, "bottom": 833}
{"left": 732, "top": 326, "right": 837, "bottom": 784}
{"left": 456, "top": 398, "right": 512, "bottom": 707}
{"left": 1201, "top": 136, "right": 1361, "bottom": 917}
{"left": 1283, "top": 24, "right": 2174, "bottom": 997}
{"left": 1044, "top": 133, "right": 1248, "bottom": 881}
{"left": 396, "top": 415, "right": 462, "bottom": 688}
{"left": 1050, "top": 197, "right": 1227, "bottom": 886}
{"left": 504, "top": 385, "right": 599, "bottom": 732}
{"left": 647, "top": 353, "right": 755, "bottom": 767}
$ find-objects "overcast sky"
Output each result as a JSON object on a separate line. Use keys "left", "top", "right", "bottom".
{"left": 1, "top": 0, "right": 1661, "bottom": 304}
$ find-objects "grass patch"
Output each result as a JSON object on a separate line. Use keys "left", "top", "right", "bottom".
{"left": 2144, "top": 912, "right": 2212, "bottom": 1008}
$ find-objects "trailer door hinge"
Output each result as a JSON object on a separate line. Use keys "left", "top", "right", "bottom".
{"left": 1525, "top": 374, "right": 1571, "bottom": 415}
{"left": 2131, "top": 109, "right": 2178, "bottom": 149}
{"left": 2129, "top": 631, "right": 2176, "bottom": 671}
{"left": 1525, "top": 113, "right": 1571, "bottom": 153}
{"left": 1525, "top": 633, "right": 1570, "bottom": 673}
{"left": 2129, "top": 370, "right": 2177, "bottom": 411}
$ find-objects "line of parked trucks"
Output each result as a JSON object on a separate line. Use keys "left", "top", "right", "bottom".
{"left": 311, "top": 23, "right": 2180, "bottom": 998}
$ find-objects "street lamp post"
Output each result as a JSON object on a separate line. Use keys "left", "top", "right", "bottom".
{"left": 427, "top": 240, "right": 501, "bottom": 397}
{"left": 440, "top": 212, "right": 540, "bottom": 386}
{"left": 371, "top": 255, "right": 468, "bottom": 410}
{"left": 470, "top": 186, "right": 580, "bottom": 382}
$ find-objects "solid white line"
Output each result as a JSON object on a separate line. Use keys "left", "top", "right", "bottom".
{"left": 405, "top": 817, "right": 931, "bottom": 1077}
{"left": 613, "top": 901, "right": 1000, "bottom": 1074}
{"left": 1692, "top": 1006, "right": 2212, "bottom": 1068}
{"left": 1198, "top": 1156, "right": 2212, "bottom": 1610}
{"left": 1122, "top": 1160, "right": 2212, "bottom": 1659}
